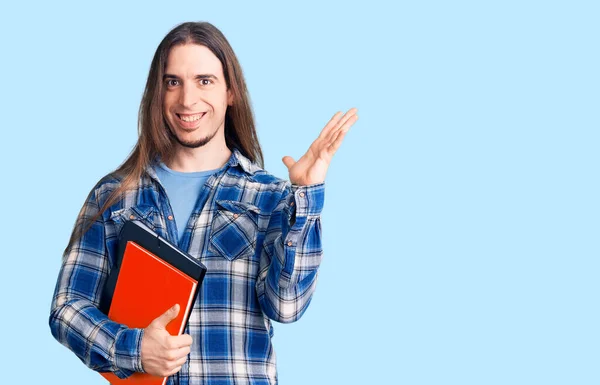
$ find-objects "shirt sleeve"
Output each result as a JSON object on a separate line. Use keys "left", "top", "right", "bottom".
{"left": 48, "top": 185, "right": 145, "bottom": 379}
{"left": 256, "top": 180, "right": 325, "bottom": 323}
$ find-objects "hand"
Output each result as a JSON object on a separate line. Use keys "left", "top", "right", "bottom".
{"left": 282, "top": 107, "right": 358, "bottom": 186}
{"left": 141, "top": 304, "right": 193, "bottom": 377}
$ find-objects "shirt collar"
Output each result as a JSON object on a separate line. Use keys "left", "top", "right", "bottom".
{"left": 145, "top": 147, "right": 260, "bottom": 182}
{"left": 228, "top": 147, "right": 261, "bottom": 175}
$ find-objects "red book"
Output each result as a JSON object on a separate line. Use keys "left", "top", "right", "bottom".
{"left": 99, "top": 220, "right": 206, "bottom": 385}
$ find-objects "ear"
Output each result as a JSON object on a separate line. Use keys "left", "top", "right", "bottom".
{"left": 227, "top": 89, "right": 234, "bottom": 106}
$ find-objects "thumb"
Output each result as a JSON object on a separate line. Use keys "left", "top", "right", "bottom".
{"left": 282, "top": 156, "right": 296, "bottom": 170}
{"left": 152, "top": 304, "right": 180, "bottom": 329}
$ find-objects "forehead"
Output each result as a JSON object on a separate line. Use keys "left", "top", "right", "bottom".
{"left": 165, "top": 44, "right": 223, "bottom": 76}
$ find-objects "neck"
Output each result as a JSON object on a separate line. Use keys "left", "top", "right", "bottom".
{"left": 165, "top": 135, "right": 232, "bottom": 173}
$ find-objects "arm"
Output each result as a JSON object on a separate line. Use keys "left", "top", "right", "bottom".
{"left": 257, "top": 107, "right": 357, "bottom": 322}
{"left": 48, "top": 186, "right": 145, "bottom": 379}
{"left": 256, "top": 181, "right": 325, "bottom": 323}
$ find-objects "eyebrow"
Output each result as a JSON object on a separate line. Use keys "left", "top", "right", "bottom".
{"left": 163, "top": 73, "right": 218, "bottom": 81}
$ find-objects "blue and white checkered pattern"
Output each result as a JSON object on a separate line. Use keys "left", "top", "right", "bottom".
{"left": 49, "top": 148, "right": 325, "bottom": 385}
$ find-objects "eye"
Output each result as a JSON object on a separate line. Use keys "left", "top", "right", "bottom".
{"left": 200, "top": 79, "right": 213, "bottom": 86}
{"left": 166, "top": 79, "right": 179, "bottom": 87}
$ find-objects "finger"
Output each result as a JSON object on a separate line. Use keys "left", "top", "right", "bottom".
{"left": 170, "top": 348, "right": 190, "bottom": 366}
{"left": 170, "top": 333, "right": 193, "bottom": 349}
{"left": 282, "top": 156, "right": 296, "bottom": 169}
{"left": 328, "top": 130, "right": 348, "bottom": 154}
{"left": 328, "top": 114, "right": 357, "bottom": 153}
{"left": 324, "top": 109, "right": 356, "bottom": 143}
{"left": 170, "top": 350, "right": 190, "bottom": 366}
{"left": 173, "top": 345, "right": 191, "bottom": 360}
{"left": 327, "top": 113, "right": 358, "bottom": 144}
{"left": 317, "top": 111, "right": 343, "bottom": 139}
{"left": 152, "top": 304, "right": 180, "bottom": 329}
{"left": 165, "top": 364, "right": 183, "bottom": 377}
{"left": 163, "top": 353, "right": 188, "bottom": 376}
{"left": 326, "top": 108, "right": 357, "bottom": 143}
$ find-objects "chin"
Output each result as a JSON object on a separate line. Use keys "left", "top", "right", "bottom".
{"left": 174, "top": 131, "right": 215, "bottom": 149}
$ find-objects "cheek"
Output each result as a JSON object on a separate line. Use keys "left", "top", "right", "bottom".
{"left": 163, "top": 94, "right": 176, "bottom": 114}
{"left": 215, "top": 97, "right": 230, "bottom": 111}
{"left": 209, "top": 89, "right": 230, "bottom": 109}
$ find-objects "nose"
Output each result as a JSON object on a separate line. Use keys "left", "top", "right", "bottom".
{"left": 179, "top": 82, "right": 199, "bottom": 109}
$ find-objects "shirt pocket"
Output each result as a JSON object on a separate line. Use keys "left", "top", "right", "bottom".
{"left": 107, "top": 204, "right": 159, "bottom": 237}
{"left": 208, "top": 200, "right": 261, "bottom": 261}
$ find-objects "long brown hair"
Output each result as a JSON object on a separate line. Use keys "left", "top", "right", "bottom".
{"left": 65, "top": 21, "right": 263, "bottom": 253}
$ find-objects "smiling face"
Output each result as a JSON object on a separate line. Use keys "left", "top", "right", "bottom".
{"left": 162, "top": 43, "right": 232, "bottom": 149}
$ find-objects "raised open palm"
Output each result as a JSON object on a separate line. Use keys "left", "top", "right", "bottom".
{"left": 282, "top": 108, "right": 358, "bottom": 186}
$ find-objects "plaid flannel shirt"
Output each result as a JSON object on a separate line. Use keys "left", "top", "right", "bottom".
{"left": 49, "top": 148, "right": 325, "bottom": 385}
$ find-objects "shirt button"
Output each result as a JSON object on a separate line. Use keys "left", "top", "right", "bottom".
{"left": 168, "top": 215, "right": 174, "bottom": 220}
{"left": 299, "top": 192, "right": 305, "bottom": 198}
{"left": 287, "top": 241, "right": 293, "bottom": 247}
{"left": 233, "top": 213, "right": 239, "bottom": 219}
{"left": 129, "top": 214, "right": 135, "bottom": 219}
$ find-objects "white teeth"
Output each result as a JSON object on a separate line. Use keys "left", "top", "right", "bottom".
{"left": 179, "top": 113, "right": 204, "bottom": 122}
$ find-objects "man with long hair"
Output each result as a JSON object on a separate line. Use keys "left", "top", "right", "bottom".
{"left": 49, "top": 21, "right": 357, "bottom": 385}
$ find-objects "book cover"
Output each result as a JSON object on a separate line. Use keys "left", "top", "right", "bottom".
{"left": 100, "top": 241, "right": 198, "bottom": 385}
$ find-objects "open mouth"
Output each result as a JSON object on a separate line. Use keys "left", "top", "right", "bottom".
{"left": 175, "top": 112, "right": 206, "bottom": 129}
{"left": 176, "top": 112, "right": 206, "bottom": 122}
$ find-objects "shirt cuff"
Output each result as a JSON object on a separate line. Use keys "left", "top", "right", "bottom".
{"left": 112, "top": 327, "right": 145, "bottom": 378}
{"left": 291, "top": 182, "right": 325, "bottom": 217}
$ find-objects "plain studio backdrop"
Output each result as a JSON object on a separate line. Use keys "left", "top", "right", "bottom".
{"left": 0, "top": 1, "right": 597, "bottom": 384}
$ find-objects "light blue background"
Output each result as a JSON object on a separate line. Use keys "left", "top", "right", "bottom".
{"left": 0, "top": 1, "right": 598, "bottom": 384}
